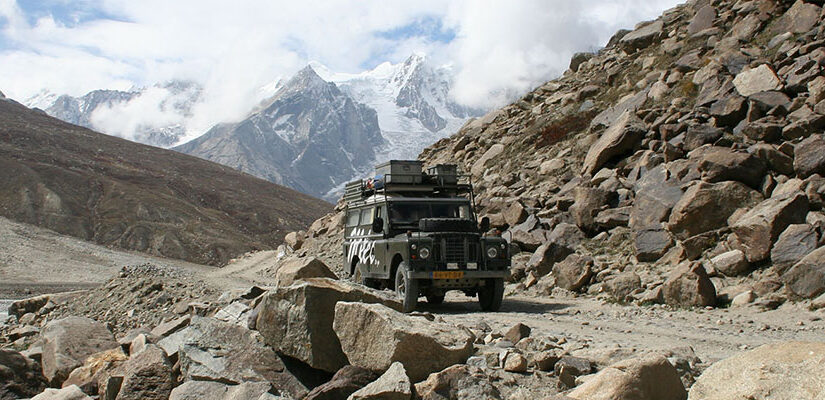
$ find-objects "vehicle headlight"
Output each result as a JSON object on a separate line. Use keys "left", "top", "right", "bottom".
{"left": 411, "top": 244, "right": 417, "bottom": 250}
{"left": 419, "top": 247, "right": 431, "bottom": 259}
{"left": 487, "top": 246, "right": 498, "bottom": 258}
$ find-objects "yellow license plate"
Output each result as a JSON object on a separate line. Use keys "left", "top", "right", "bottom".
{"left": 432, "top": 271, "right": 464, "bottom": 279}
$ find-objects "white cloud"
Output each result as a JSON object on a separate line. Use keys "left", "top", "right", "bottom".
{"left": 0, "top": 0, "right": 682, "bottom": 137}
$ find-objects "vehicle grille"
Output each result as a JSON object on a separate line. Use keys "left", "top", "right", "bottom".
{"left": 434, "top": 235, "right": 478, "bottom": 266}
{"left": 444, "top": 237, "right": 464, "bottom": 263}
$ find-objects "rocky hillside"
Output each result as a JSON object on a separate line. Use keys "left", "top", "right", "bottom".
{"left": 175, "top": 66, "right": 384, "bottom": 199}
{"left": 416, "top": 0, "right": 825, "bottom": 308}
{"left": 0, "top": 98, "right": 331, "bottom": 266}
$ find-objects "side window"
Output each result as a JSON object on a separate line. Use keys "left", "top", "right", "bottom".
{"left": 360, "top": 208, "right": 373, "bottom": 226}
{"left": 346, "top": 210, "right": 360, "bottom": 227}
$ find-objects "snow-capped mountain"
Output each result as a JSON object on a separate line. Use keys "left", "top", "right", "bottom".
{"left": 26, "top": 81, "right": 203, "bottom": 148}
{"left": 313, "top": 54, "right": 485, "bottom": 165}
{"left": 174, "top": 66, "right": 383, "bottom": 199}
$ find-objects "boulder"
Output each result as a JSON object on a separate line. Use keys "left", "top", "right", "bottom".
{"left": 708, "top": 250, "right": 750, "bottom": 277}
{"left": 794, "top": 134, "right": 825, "bottom": 178}
{"left": 503, "top": 202, "right": 528, "bottom": 226}
{"left": 590, "top": 90, "right": 649, "bottom": 130}
{"left": 696, "top": 147, "right": 767, "bottom": 189}
{"left": 782, "top": 247, "right": 825, "bottom": 299}
{"left": 553, "top": 254, "right": 594, "bottom": 292}
{"left": 471, "top": 144, "right": 505, "bottom": 176}
{"left": 503, "top": 353, "right": 528, "bottom": 373}
{"left": 604, "top": 272, "right": 642, "bottom": 301}
{"left": 348, "top": 362, "right": 412, "bottom": 400}
{"left": 733, "top": 65, "right": 783, "bottom": 97}
{"left": 569, "top": 187, "right": 609, "bottom": 231}
{"left": 709, "top": 95, "right": 747, "bottom": 127}
{"left": 620, "top": 20, "right": 664, "bottom": 52}
{"left": 169, "top": 381, "right": 278, "bottom": 400}
{"left": 555, "top": 356, "right": 593, "bottom": 388}
{"left": 569, "top": 52, "right": 593, "bottom": 72}
{"left": 731, "top": 192, "right": 809, "bottom": 262}
{"left": 684, "top": 125, "right": 723, "bottom": 151}
{"left": 273, "top": 257, "right": 337, "bottom": 287}
{"left": 413, "top": 365, "right": 500, "bottom": 400}
{"left": 778, "top": 0, "right": 822, "bottom": 34}
{"left": 112, "top": 344, "right": 173, "bottom": 400}
{"left": 150, "top": 315, "right": 190, "bottom": 338}
{"left": 503, "top": 323, "right": 531, "bottom": 344}
{"left": 305, "top": 366, "right": 377, "bottom": 400}
{"left": 634, "top": 228, "right": 674, "bottom": 262}
{"left": 526, "top": 223, "right": 584, "bottom": 277}
{"left": 41, "top": 317, "right": 118, "bottom": 386}
{"left": 256, "top": 278, "right": 401, "bottom": 370}
{"left": 61, "top": 348, "right": 127, "bottom": 395}
{"left": 630, "top": 165, "right": 684, "bottom": 230}
{"left": 741, "top": 121, "right": 783, "bottom": 142}
{"left": 568, "top": 355, "right": 686, "bottom": 400}
{"left": 667, "top": 181, "right": 762, "bottom": 240}
{"left": 31, "top": 385, "right": 91, "bottom": 400}
{"left": 771, "top": 224, "right": 819, "bottom": 271}
{"left": 583, "top": 111, "right": 646, "bottom": 175}
{"left": 662, "top": 262, "right": 716, "bottom": 307}
{"left": 750, "top": 144, "right": 794, "bottom": 176}
{"left": 173, "top": 317, "right": 307, "bottom": 399}
{"left": 333, "top": 302, "right": 474, "bottom": 382}
{"left": 284, "top": 231, "right": 304, "bottom": 250}
{"left": 688, "top": 341, "right": 825, "bottom": 400}
{"left": 687, "top": 5, "right": 716, "bottom": 35}
{"left": 0, "top": 349, "right": 47, "bottom": 399}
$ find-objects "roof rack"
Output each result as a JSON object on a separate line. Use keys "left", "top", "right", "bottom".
{"left": 343, "top": 161, "right": 473, "bottom": 204}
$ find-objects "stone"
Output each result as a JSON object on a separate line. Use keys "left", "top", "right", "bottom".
{"left": 348, "top": 362, "right": 412, "bottom": 400}
{"left": 709, "top": 95, "right": 747, "bottom": 127}
{"left": 634, "top": 228, "right": 674, "bottom": 262}
{"left": 684, "top": 125, "right": 723, "bottom": 151}
{"left": 751, "top": 144, "right": 794, "bottom": 176}
{"left": 284, "top": 231, "right": 304, "bottom": 250}
{"left": 620, "top": 20, "right": 664, "bottom": 52}
{"left": 731, "top": 290, "right": 756, "bottom": 307}
{"left": 778, "top": 0, "right": 822, "bottom": 34}
{"left": 413, "top": 365, "right": 500, "bottom": 400}
{"left": 771, "top": 224, "right": 819, "bottom": 271}
{"left": 594, "top": 207, "right": 630, "bottom": 229}
{"left": 503, "top": 202, "right": 528, "bottom": 226}
{"left": 526, "top": 223, "right": 583, "bottom": 277}
{"left": 591, "top": 90, "right": 649, "bottom": 130}
{"left": 667, "top": 181, "right": 761, "bottom": 240}
{"left": 273, "top": 257, "right": 337, "bottom": 287}
{"left": 333, "top": 302, "right": 474, "bottom": 382}
{"left": 741, "top": 121, "right": 783, "bottom": 142}
{"left": 150, "top": 315, "right": 190, "bottom": 338}
{"left": 583, "top": 111, "right": 646, "bottom": 175}
{"left": 534, "top": 351, "right": 563, "bottom": 372}
{"left": 662, "top": 262, "right": 716, "bottom": 307}
{"left": 504, "top": 353, "right": 528, "bottom": 373}
{"left": 539, "top": 159, "right": 565, "bottom": 175}
{"left": 696, "top": 147, "right": 767, "bottom": 189}
{"left": 794, "top": 135, "right": 825, "bottom": 178}
{"left": 749, "top": 91, "right": 791, "bottom": 111}
{"left": 471, "top": 144, "right": 505, "bottom": 176}
{"left": 41, "top": 317, "right": 118, "bottom": 387}
{"left": 554, "top": 356, "right": 593, "bottom": 388}
{"left": 733, "top": 65, "right": 783, "bottom": 97}
{"left": 689, "top": 341, "right": 825, "bottom": 400}
{"left": 783, "top": 115, "right": 825, "bottom": 140}
{"left": 731, "top": 192, "right": 809, "bottom": 262}
{"left": 553, "top": 254, "right": 594, "bottom": 292}
{"left": 304, "top": 366, "right": 377, "bottom": 400}
{"left": 0, "top": 349, "right": 47, "bottom": 399}
{"left": 782, "top": 247, "right": 825, "bottom": 299}
{"left": 569, "top": 187, "right": 608, "bottom": 231}
{"left": 115, "top": 344, "right": 173, "bottom": 400}
{"left": 808, "top": 76, "right": 825, "bottom": 105}
{"left": 709, "top": 250, "right": 749, "bottom": 277}
{"left": 31, "top": 385, "right": 91, "bottom": 400}
{"left": 213, "top": 302, "right": 252, "bottom": 327}
{"left": 568, "top": 355, "right": 686, "bottom": 400}
{"left": 169, "top": 381, "right": 279, "bottom": 400}
{"left": 174, "top": 317, "right": 307, "bottom": 399}
{"left": 61, "top": 348, "right": 127, "bottom": 395}
{"left": 503, "top": 323, "right": 531, "bottom": 344}
{"left": 630, "top": 165, "right": 684, "bottom": 230}
{"left": 8, "top": 295, "right": 51, "bottom": 318}
{"left": 570, "top": 52, "right": 593, "bottom": 72}
{"left": 604, "top": 272, "right": 642, "bottom": 302}
{"left": 256, "top": 278, "right": 400, "bottom": 373}
{"left": 688, "top": 5, "right": 716, "bottom": 35}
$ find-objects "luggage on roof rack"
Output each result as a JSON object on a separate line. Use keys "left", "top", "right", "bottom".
{"left": 343, "top": 161, "right": 472, "bottom": 204}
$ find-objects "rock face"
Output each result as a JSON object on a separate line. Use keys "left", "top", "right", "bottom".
{"left": 0, "top": 349, "right": 47, "bottom": 399}
{"left": 731, "top": 192, "right": 809, "bottom": 262}
{"left": 272, "top": 257, "right": 337, "bottom": 287}
{"left": 663, "top": 262, "right": 716, "bottom": 307}
{"left": 348, "top": 362, "right": 412, "bottom": 400}
{"left": 333, "top": 302, "right": 474, "bottom": 382}
{"left": 255, "top": 278, "right": 401, "bottom": 373}
{"left": 582, "top": 111, "right": 646, "bottom": 175}
{"left": 40, "top": 317, "right": 118, "bottom": 386}
{"left": 689, "top": 341, "right": 825, "bottom": 400}
{"left": 170, "top": 316, "right": 308, "bottom": 399}
{"left": 568, "top": 355, "right": 686, "bottom": 400}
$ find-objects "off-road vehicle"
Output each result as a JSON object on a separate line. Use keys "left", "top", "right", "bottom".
{"left": 343, "top": 160, "right": 511, "bottom": 312}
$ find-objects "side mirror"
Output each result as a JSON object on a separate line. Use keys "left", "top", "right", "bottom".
{"left": 372, "top": 217, "right": 384, "bottom": 234}
{"left": 479, "top": 216, "right": 490, "bottom": 233}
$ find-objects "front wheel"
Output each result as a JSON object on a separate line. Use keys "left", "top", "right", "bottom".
{"left": 478, "top": 278, "right": 504, "bottom": 311}
{"left": 395, "top": 264, "right": 419, "bottom": 313}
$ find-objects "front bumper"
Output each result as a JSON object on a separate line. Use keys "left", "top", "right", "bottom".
{"left": 408, "top": 270, "right": 509, "bottom": 279}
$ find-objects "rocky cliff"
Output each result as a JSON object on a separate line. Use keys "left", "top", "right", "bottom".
{"left": 0, "top": 99, "right": 331, "bottom": 266}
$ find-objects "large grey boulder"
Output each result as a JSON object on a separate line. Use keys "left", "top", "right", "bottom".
{"left": 667, "top": 181, "right": 761, "bottom": 240}
{"left": 771, "top": 224, "right": 819, "bottom": 271}
{"left": 169, "top": 381, "right": 282, "bottom": 400}
{"left": 708, "top": 250, "right": 749, "bottom": 277}
{"left": 731, "top": 192, "right": 809, "bottom": 262}
{"left": 172, "top": 317, "right": 307, "bottom": 399}
{"left": 687, "top": 5, "right": 716, "bottom": 35}
{"left": 553, "top": 254, "right": 594, "bottom": 292}
{"left": 688, "top": 341, "right": 825, "bottom": 400}
{"left": 583, "top": 111, "right": 646, "bottom": 175}
{"left": 630, "top": 165, "right": 684, "bottom": 230}
{"left": 696, "top": 147, "right": 767, "bottom": 190}
{"left": 709, "top": 95, "right": 747, "bottom": 127}
{"left": 782, "top": 247, "right": 825, "bottom": 299}
{"left": 471, "top": 144, "right": 505, "bottom": 176}
{"left": 333, "top": 302, "right": 474, "bottom": 382}
{"left": 794, "top": 134, "right": 825, "bottom": 178}
{"left": 256, "top": 278, "right": 401, "bottom": 373}
{"left": 569, "top": 187, "right": 608, "bottom": 231}
{"left": 114, "top": 344, "right": 173, "bottom": 400}
{"left": 348, "top": 362, "right": 412, "bottom": 400}
{"left": 272, "top": 257, "right": 337, "bottom": 287}
{"left": 0, "top": 349, "right": 47, "bottom": 399}
{"left": 568, "top": 355, "right": 686, "bottom": 400}
{"left": 526, "top": 223, "right": 583, "bottom": 277}
{"left": 777, "top": 0, "right": 822, "bottom": 34}
{"left": 41, "top": 317, "right": 118, "bottom": 386}
{"left": 634, "top": 228, "right": 674, "bottom": 262}
{"left": 733, "top": 65, "right": 783, "bottom": 97}
{"left": 663, "top": 262, "right": 716, "bottom": 307}
{"left": 620, "top": 20, "right": 664, "bottom": 52}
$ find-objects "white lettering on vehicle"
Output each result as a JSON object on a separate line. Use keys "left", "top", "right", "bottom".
{"left": 347, "top": 228, "right": 377, "bottom": 267}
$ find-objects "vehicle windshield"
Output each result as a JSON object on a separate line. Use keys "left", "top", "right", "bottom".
{"left": 389, "top": 202, "right": 472, "bottom": 227}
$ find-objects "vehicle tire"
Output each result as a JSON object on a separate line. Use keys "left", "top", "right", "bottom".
{"left": 395, "top": 264, "right": 418, "bottom": 313}
{"left": 426, "top": 293, "right": 445, "bottom": 305}
{"left": 478, "top": 278, "right": 504, "bottom": 311}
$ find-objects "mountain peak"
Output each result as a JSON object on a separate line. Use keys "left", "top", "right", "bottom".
{"left": 284, "top": 65, "right": 330, "bottom": 93}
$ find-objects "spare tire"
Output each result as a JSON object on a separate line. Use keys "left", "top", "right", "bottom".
{"left": 419, "top": 218, "right": 477, "bottom": 232}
